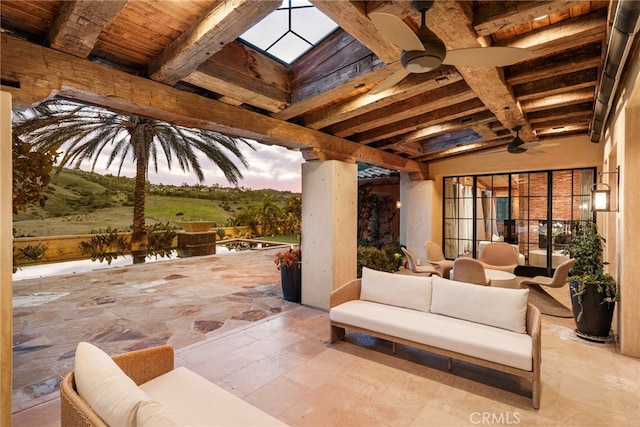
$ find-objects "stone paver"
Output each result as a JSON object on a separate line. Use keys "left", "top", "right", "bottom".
{"left": 12, "top": 248, "right": 294, "bottom": 412}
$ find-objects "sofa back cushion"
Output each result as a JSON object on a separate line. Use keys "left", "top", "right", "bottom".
{"left": 430, "top": 277, "right": 529, "bottom": 333}
{"left": 360, "top": 267, "right": 432, "bottom": 312}
{"left": 74, "top": 342, "right": 151, "bottom": 427}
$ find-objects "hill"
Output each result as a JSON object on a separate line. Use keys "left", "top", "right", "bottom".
{"left": 13, "top": 169, "right": 299, "bottom": 237}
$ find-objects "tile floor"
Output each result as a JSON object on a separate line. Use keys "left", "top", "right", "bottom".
{"left": 11, "top": 251, "right": 640, "bottom": 426}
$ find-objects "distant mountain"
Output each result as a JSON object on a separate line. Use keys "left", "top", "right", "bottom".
{"left": 13, "top": 168, "right": 299, "bottom": 237}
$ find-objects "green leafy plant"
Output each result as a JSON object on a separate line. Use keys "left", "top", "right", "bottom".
{"left": 79, "top": 227, "right": 128, "bottom": 264}
{"left": 15, "top": 242, "right": 49, "bottom": 264}
{"left": 145, "top": 222, "right": 178, "bottom": 259}
{"left": 357, "top": 244, "right": 403, "bottom": 277}
{"left": 562, "top": 221, "right": 618, "bottom": 321}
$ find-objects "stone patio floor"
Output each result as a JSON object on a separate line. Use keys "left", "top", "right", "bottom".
{"left": 12, "top": 248, "right": 294, "bottom": 413}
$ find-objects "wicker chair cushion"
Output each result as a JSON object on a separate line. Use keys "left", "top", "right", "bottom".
{"left": 74, "top": 342, "right": 151, "bottom": 427}
{"left": 360, "top": 267, "right": 432, "bottom": 312}
{"left": 431, "top": 277, "right": 529, "bottom": 333}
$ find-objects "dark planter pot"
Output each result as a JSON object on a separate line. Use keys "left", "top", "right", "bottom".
{"left": 569, "top": 280, "right": 615, "bottom": 342}
{"left": 280, "top": 263, "right": 301, "bottom": 303}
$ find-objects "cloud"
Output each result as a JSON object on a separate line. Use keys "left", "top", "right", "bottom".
{"left": 81, "top": 140, "right": 303, "bottom": 193}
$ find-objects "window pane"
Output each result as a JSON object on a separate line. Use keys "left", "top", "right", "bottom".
{"left": 291, "top": 8, "right": 338, "bottom": 44}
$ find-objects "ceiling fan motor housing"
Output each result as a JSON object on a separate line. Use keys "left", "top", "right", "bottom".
{"left": 401, "top": 40, "right": 445, "bottom": 73}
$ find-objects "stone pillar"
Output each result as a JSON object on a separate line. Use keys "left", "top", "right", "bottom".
{"left": 301, "top": 160, "right": 357, "bottom": 309}
{"left": 400, "top": 174, "right": 435, "bottom": 263}
{"left": 0, "top": 91, "right": 13, "bottom": 427}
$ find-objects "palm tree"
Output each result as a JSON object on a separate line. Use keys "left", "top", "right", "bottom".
{"left": 259, "top": 195, "right": 281, "bottom": 236}
{"left": 13, "top": 98, "right": 252, "bottom": 264}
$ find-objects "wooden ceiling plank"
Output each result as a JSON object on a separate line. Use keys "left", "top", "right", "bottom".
{"left": 147, "top": 0, "right": 281, "bottom": 85}
{"left": 531, "top": 114, "right": 592, "bottom": 130}
{"left": 46, "top": 0, "right": 128, "bottom": 58}
{"left": 2, "top": 34, "right": 428, "bottom": 176}
{"left": 505, "top": 42, "right": 601, "bottom": 85}
{"left": 473, "top": 1, "right": 585, "bottom": 37}
{"left": 309, "top": 0, "right": 400, "bottom": 64}
{"left": 329, "top": 80, "right": 475, "bottom": 138}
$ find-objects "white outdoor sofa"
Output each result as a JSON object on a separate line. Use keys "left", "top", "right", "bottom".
{"left": 329, "top": 267, "right": 541, "bottom": 408}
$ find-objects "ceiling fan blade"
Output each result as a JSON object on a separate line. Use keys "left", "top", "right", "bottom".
{"left": 442, "top": 47, "right": 531, "bottom": 67}
{"left": 525, "top": 149, "right": 546, "bottom": 155}
{"left": 369, "top": 12, "right": 424, "bottom": 52}
{"left": 476, "top": 147, "right": 507, "bottom": 156}
{"left": 369, "top": 68, "right": 410, "bottom": 94}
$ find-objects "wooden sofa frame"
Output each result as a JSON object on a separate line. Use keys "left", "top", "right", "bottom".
{"left": 329, "top": 279, "right": 542, "bottom": 409}
{"left": 60, "top": 345, "right": 175, "bottom": 426}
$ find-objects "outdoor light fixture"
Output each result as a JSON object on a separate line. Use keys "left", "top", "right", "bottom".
{"left": 591, "top": 166, "right": 620, "bottom": 212}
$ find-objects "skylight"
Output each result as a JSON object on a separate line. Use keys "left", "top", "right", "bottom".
{"left": 239, "top": 0, "right": 338, "bottom": 65}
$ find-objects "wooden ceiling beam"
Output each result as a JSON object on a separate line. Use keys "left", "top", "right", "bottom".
{"left": 498, "top": 8, "right": 607, "bottom": 60}
{"left": 505, "top": 42, "right": 601, "bottom": 86}
{"left": 531, "top": 114, "right": 592, "bottom": 130}
{"left": 301, "top": 66, "right": 461, "bottom": 130}
{"left": 272, "top": 62, "right": 403, "bottom": 121}
{"left": 473, "top": 1, "right": 585, "bottom": 37}
{"left": 183, "top": 41, "right": 289, "bottom": 113}
{"left": 527, "top": 102, "right": 592, "bottom": 123}
{"left": 147, "top": 0, "right": 280, "bottom": 85}
{"left": 309, "top": 0, "right": 400, "bottom": 64}
{"left": 1, "top": 34, "right": 428, "bottom": 176}
{"left": 420, "top": 0, "right": 537, "bottom": 142}
{"left": 329, "top": 80, "right": 475, "bottom": 138}
{"left": 520, "top": 87, "right": 594, "bottom": 112}
{"left": 514, "top": 68, "right": 597, "bottom": 101}
{"left": 47, "top": 0, "right": 128, "bottom": 58}
{"left": 354, "top": 98, "right": 487, "bottom": 144}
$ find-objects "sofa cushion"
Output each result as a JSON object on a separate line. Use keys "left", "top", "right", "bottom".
{"left": 74, "top": 342, "right": 151, "bottom": 427}
{"left": 331, "top": 300, "right": 532, "bottom": 371}
{"left": 430, "top": 277, "right": 529, "bottom": 333}
{"left": 360, "top": 267, "right": 432, "bottom": 312}
{"left": 140, "top": 366, "right": 286, "bottom": 426}
{"left": 137, "top": 400, "right": 185, "bottom": 427}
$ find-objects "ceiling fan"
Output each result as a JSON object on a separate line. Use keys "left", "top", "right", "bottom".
{"left": 368, "top": 0, "right": 531, "bottom": 93}
{"left": 478, "top": 126, "right": 546, "bottom": 156}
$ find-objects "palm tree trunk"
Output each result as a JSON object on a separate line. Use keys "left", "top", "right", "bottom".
{"left": 131, "top": 129, "right": 149, "bottom": 264}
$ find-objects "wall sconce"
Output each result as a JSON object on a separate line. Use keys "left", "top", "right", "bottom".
{"left": 591, "top": 166, "right": 619, "bottom": 212}
{"left": 395, "top": 200, "right": 402, "bottom": 209}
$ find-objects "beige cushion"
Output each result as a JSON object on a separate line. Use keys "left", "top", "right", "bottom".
{"left": 140, "top": 367, "right": 286, "bottom": 426}
{"left": 74, "top": 342, "right": 151, "bottom": 427}
{"left": 430, "top": 277, "right": 529, "bottom": 333}
{"left": 137, "top": 400, "right": 185, "bottom": 426}
{"left": 360, "top": 267, "right": 432, "bottom": 312}
{"left": 330, "top": 300, "right": 532, "bottom": 371}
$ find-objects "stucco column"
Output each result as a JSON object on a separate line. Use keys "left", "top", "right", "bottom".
{"left": 301, "top": 160, "right": 357, "bottom": 309}
{"left": 1, "top": 91, "right": 13, "bottom": 427}
{"left": 400, "top": 173, "right": 435, "bottom": 263}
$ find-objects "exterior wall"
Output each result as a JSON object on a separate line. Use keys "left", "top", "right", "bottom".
{"left": 1, "top": 91, "right": 12, "bottom": 427}
{"left": 301, "top": 160, "right": 357, "bottom": 309}
{"left": 402, "top": 178, "right": 435, "bottom": 262}
{"left": 602, "top": 40, "right": 640, "bottom": 358}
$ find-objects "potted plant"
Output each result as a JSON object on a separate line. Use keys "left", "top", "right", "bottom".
{"left": 274, "top": 247, "right": 301, "bottom": 303}
{"left": 562, "top": 221, "right": 619, "bottom": 342}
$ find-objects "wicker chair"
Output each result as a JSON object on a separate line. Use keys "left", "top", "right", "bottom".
{"left": 401, "top": 247, "right": 442, "bottom": 276}
{"left": 60, "top": 345, "right": 175, "bottom": 427}
{"left": 452, "top": 258, "right": 490, "bottom": 286}
{"left": 479, "top": 242, "right": 519, "bottom": 273}
{"left": 425, "top": 241, "right": 454, "bottom": 278}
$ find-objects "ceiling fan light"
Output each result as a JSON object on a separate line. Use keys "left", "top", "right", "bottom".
{"left": 401, "top": 50, "right": 443, "bottom": 73}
